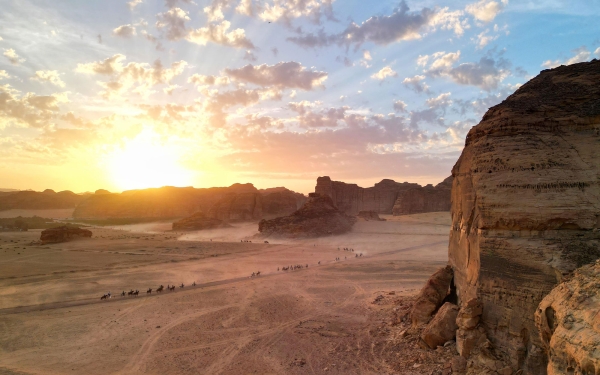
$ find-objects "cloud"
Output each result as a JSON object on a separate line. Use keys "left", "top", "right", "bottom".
{"left": 289, "top": 102, "right": 347, "bottom": 128}
{"left": 0, "top": 70, "right": 9, "bottom": 80}
{"left": 156, "top": 7, "right": 190, "bottom": 41}
{"left": 371, "top": 66, "right": 398, "bottom": 81}
{"left": 393, "top": 100, "right": 407, "bottom": 112}
{"left": 0, "top": 84, "right": 69, "bottom": 128}
{"left": 128, "top": 0, "right": 143, "bottom": 10}
{"left": 224, "top": 62, "right": 328, "bottom": 90}
{"left": 76, "top": 55, "right": 188, "bottom": 98}
{"left": 204, "top": 0, "right": 229, "bottom": 22}
{"left": 243, "top": 50, "right": 258, "bottom": 62}
{"left": 541, "top": 46, "right": 593, "bottom": 68}
{"left": 3, "top": 49, "right": 25, "bottom": 65}
{"left": 271, "top": 47, "right": 279, "bottom": 56}
{"left": 187, "top": 20, "right": 254, "bottom": 49}
{"left": 402, "top": 75, "right": 430, "bottom": 93}
{"left": 465, "top": 0, "right": 507, "bottom": 23}
{"left": 188, "top": 74, "right": 230, "bottom": 86}
{"left": 236, "top": 0, "right": 256, "bottom": 16}
{"left": 259, "top": 0, "right": 336, "bottom": 25}
{"left": 165, "top": 0, "right": 193, "bottom": 8}
{"left": 31, "top": 70, "right": 66, "bottom": 88}
{"left": 113, "top": 24, "right": 137, "bottom": 38}
{"left": 363, "top": 50, "right": 372, "bottom": 61}
{"left": 421, "top": 51, "right": 510, "bottom": 91}
{"left": 426, "top": 92, "right": 452, "bottom": 109}
{"left": 287, "top": 1, "right": 466, "bottom": 49}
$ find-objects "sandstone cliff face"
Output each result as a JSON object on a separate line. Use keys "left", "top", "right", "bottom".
{"left": 536, "top": 261, "right": 600, "bottom": 375}
{"left": 260, "top": 187, "right": 307, "bottom": 218}
{"left": 172, "top": 212, "right": 230, "bottom": 231}
{"left": 258, "top": 194, "right": 356, "bottom": 238}
{"left": 315, "top": 176, "right": 451, "bottom": 215}
{"left": 392, "top": 176, "right": 452, "bottom": 215}
{"left": 0, "top": 189, "right": 88, "bottom": 211}
{"left": 448, "top": 60, "right": 600, "bottom": 373}
{"left": 74, "top": 184, "right": 305, "bottom": 222}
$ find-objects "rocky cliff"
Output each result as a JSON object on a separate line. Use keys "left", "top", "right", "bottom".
{"left": 172, "top": 212, "right": 230, "bottom": 231}
{"left": 258, "top": 194, "right": 356, "bottom": 238}
{"left": 392, "top": 176, "right": 452, "bottom": 215}
{"left": 314, "top": 176, "right": 451, "bottom": 215}
{"left": 73, "top": 184, "right": 306, "bottom": 222}
{"left": 0, "top": 189, "right": 88, "bottom": 211}
{"left": 448, "top": 60, "right": 600, "bottom": 373}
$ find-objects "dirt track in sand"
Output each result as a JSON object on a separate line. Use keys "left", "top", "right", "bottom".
{"left": 0, "top": 212, "right": 450, "bottom": 375}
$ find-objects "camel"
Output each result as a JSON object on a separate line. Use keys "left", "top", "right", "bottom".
{"left": 264, "top": 241, "right": 269, "bottom": 244}
{"left": 180, "top": 283, "right": 184, "bottom": 288}
{"left": 157, "top": 285, "right": 164, "bottom": 293}
{"left": 169, "top": 285, "right": 175, "bottom": 291}
{"left": 256, "top": 271, "right": 261, "bottom": 276}
{"left": 128, "top": 290, "right": 134, "bottom": 296}
{"left": 101, "top": 294, "right": 108, "bottom": 300}
{"left": 192, "top": 281, "right": 196, "bottom": 286}
{"left": 147, "top": 288, "right": 152, "bottom": 294}
{"left": 133, "top": 290, "right": 139, "bottom": 297}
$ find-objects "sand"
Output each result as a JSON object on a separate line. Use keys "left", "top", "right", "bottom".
{"left": 0, "top": 212, "right": 450, "bottom": 375}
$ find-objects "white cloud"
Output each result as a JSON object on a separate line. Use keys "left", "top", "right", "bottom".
{"left": 0, "top": 84, "right": 69, "bottom": 128}
{"left": 224, "top": 62, "right": 328, "bottom": 90}
{"left": 393, "top": 100, "right": 407, "bottom": 112}
{"left": 156, "top": 7, "right": 190, "bottom": 41}
{"left": 187, "top": 20, "right": 254, "bottom": 49}
{"left": 429, "top": 8, "right": 469, "bottom": 37}
{"left": 426, "top": 92, "right": 452, "bottom": 109}
{"left": 542, "top": 46, "right": 593, "bottom": 68}
{"left": 595, "top": 47, "right": 600, "bottom": 57}
{"left": 371, "top": 66, "right": 398, "bottom": 81}
{"left": 128, "top": 0, "right": 143, "bottom": 10}
{"left": 465, "top": 0, "right": 507, "bottom": 23}
{"left": 113, "top": 24, "right": 137, "bottom": 38}
{"left": 188, "top": 74, "right": 230, "bottom": 86}
{"left": 0, "top": 70, "right": 9, "bottom": 80}
{"left": 363, "top": 50, "right": 372, "bottom": 61}
{"left": 3, "top": 48, "right": 25, "bottom": 65}
{"left": 428, "top": 51, "right": 461, "bottom": 71}
{"left": 31, "top": 70, "right": 66, "bottom": 88}
{"left": 259, "top": 0, "right": 335, "bottom": 24}
{"left": 402, "top": 75, "right": 429, "bottom": 93}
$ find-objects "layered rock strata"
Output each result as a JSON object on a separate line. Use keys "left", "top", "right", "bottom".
{"left": 448, "top": 60, "right": 600, "bottom": 373}
{"left": 258, "top": 194, "right": 356, "bottom": 238}
{"left": 392, "top": 176, "right": 452, "bottom": 215}
{"left": 40, "top": 226, "right": 92, "bottom": 244}
{"left": 536, "top": 261, "right": 600, "bottom": 375}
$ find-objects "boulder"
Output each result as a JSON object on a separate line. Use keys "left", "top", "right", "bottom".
{"left": 456, "top": 298, "right": 483, "bottom": 330}
{"left": 172, "top": 212, "right": 231, "bottom": 231}
{"left": 411, "top": 265, "right": 454, "bottom": 327}
{"left": 258, "top": 194, "right": 356, "bottom": 238}
{"left": 448, "top": 60, "right": 600, "bottom": 373}
{"left": 421, "top": 302, "right": 459, "bottom": 349}
{"left": 40, "top": 226, "right": 92, "bottom": 244}
{"left": 535, "top": 261, "right": 600, "bottom": 375}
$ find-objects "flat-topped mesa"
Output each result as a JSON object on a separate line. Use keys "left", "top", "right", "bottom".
{"left": 315, "top": 176, "right": 451, "bottom": 216}
{"left": 449, "top": 60, "right": 600, "bottom": 373}
{"left": 392, "top": 176, "right": 452, "bottom": 215}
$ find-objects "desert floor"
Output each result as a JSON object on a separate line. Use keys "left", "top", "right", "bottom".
{"left": 0, "top": 212, "right": 450, "bottom": 375}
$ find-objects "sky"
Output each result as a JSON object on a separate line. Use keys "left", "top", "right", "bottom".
{"left": 0, "top": 0, "right": 599, "bottom": 194}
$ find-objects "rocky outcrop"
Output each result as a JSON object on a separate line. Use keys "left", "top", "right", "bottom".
{"left": 421, "top": 302, "right": 459, "bottom": 349}
{"left": 258, "top": 194, "right": 356, "bottom": 238}
{"left": 448, "top": 60, "right": 600, "bottom": 373}
{"left": 356, "top": 211, "right": 386, "bottom": 221}
{"left": 392, "top": 176, "right": 452, "bottom": 215}
{"left": 40, "top": 226, "right": 92, "bottom": 244}
{"left": 0, "top": 189, "right": 88, "bottom": 211}
{"left": 410, "top": 265, "right": 454, "bottom": 327}
{"left": 536, "top": 261, "right": 600, "bottom": 375}
{"left": 172, "top": 212, "right": 230, "bottom": 231}
{"left": 315, "top": 177, "right": 421, "bottom": 215}
{"left": 74, "top": 184, "right": 306, "bottom": 222}
{"left": 260, "top": 187, "right": 307, "bottom": 218}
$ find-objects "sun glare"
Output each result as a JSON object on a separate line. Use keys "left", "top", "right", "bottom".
{"left": 107, "top": 130, "right": 193, "bottom": 191}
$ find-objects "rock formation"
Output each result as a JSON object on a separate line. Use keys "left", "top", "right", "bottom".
{"left": 421, "top": 302, "right": 459, "bottom": 349}
{"left": 260, "top": 187, "right": 307, "bottom": 218}
{"left": 448, "top": 59, "right": 600, "bottom": 373}
{"left": 74, "top": 184, "right": 306, "bottom": 222}
{"left": 392, "top": 176, "right": 452, "bottom": 215}
{"left": 172, "top": 212, "right": 231, "bottom": 231}
{"left": 0, "top": 189, "right": 88, "bottom": 211}
{"left": 536, "top": 261, "right": 600, "bottom": 375}
{"left": 314, "top": 176, "right": 452, "bottom": 216}
{"left": 40, "top": 226, "right": 92, "bottom": 244}
{"left": 356, "top": 211, "right": 386, "bottom": 221}
{"left": 410, "top": 265, "right": 454, "bottom": 327}
{"left": 258, "top": 193, "right": 356, "bottom": 238}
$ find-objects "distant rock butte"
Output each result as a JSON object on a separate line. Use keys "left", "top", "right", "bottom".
{"left": 258, "top": 193, "right": 356, "bottom": 238}
{"left": 392, "top": 176, "right": 452, "bottom": 215}
{"left": 448, "top": 60, "right": 600, "bottom": 373}
{"left": 314, "top": 176, "right": 451, "bottom": 216}
{"left": 172, "top": 212, "right": 231, "bottom": 231}
{"left": 73, "top": 184, "right": 306, "bottom": 222}
{"left": 0, "top": 189, "right": 88, "bottom": 211}
{"left": 40, "top": 226, "right": 92, "bottom": 244}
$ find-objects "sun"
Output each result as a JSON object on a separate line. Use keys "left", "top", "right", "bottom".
{"left": 107, "top": 130, "right": 193, "bottom": 191}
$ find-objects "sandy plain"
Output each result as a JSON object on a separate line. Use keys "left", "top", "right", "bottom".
{"left": 0, "top": 212, "right": 450, "bottom": 375}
